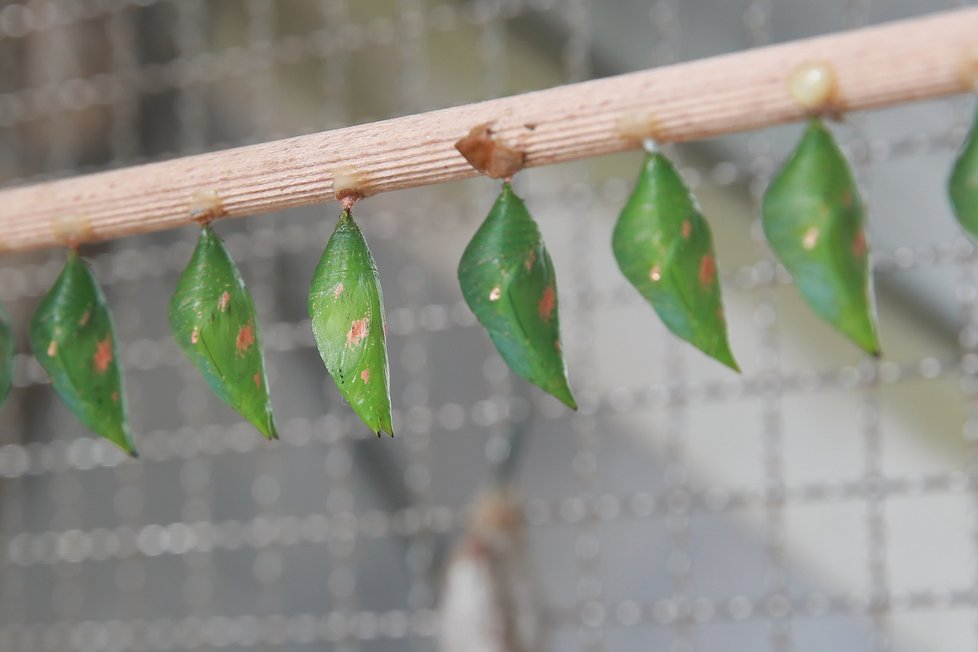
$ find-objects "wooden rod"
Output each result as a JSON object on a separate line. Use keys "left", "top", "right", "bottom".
{"left": 0, "top": 8, "right": 976, "bottom": 254}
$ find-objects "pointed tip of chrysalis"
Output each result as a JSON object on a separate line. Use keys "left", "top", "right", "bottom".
{"left": 260, "top": 420, "right": 279, "bottom": 441}
{"left": 863, "top": 342, "right": 882, "bottom": 359}
{"left": 713, "top": 345, "right": 741, "bottom": 373}
{"left": 551, "top": 385, "right": 577, "bottom": 411}
{"left": 104, "top": 426, "right": 138, "bottom": 459}
{"left": 721, "top": 357, "right": 742, "bottom": 374}
{"left": 110, "top": 436, "right": 138, "bottom": 459}
{"left": 848, "top": 324, "right": 881, "bottom": 359}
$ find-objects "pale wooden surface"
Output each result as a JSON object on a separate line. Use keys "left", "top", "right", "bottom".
{"left": 0, "top": 7, "right": 976, "bottom": 254}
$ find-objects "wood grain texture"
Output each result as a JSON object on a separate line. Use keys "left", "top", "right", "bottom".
{"left": 0, "top": 8, "right": 976, "bottom": 254}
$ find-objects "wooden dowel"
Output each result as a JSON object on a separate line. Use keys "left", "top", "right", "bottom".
{"left": 0, "top": 8, "right": 976, "bottom": 254}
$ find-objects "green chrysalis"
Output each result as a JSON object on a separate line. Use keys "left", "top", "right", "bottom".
{"left": 169, "top": 225, "right": 278, "bottom": 440}
{"left": 762, "top": 118, "right": 880, "bottom": 355}
{"left": 309, "top": 209, "right": 393, "bottom": 435}
{"left": 0, "top": 302, "right": 13, "bottom": 408}
{"left": 951, "top": 104, "right": 978, "bottom": 238}
{"left": 458, "top": 183, "right": 576, "bottom": 408}
{"left": 612, "top": 152, "right": 739, "bottom": 370}
{"left": 29, "top": 250, "right": 136, "bottom": 455}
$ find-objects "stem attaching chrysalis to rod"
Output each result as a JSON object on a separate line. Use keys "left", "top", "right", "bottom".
{"left": 309, "top": 193, "right": 394, "bottom": 436}
{"left": 29, "top": 249, "right": 136, "bottom": 455}
{"left": 170, "top": 191, "right": 278, "bottom": 440}
{"left": 456, "top": 126, "right": 576, "bottom": 409}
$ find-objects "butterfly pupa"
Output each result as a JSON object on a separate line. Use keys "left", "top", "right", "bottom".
{"left": 29, "top": 250, "right": 136, "bottom": 455}
{"left": 458, "top": 182, "right": 576, "bottom": 408}
{"left": 169, "top": 225, "right": 278, "bottom": 440}
{"left": 951, "top": 103, "right": 978, "bottom": 238}
{"left": 0, "top": 302, "right": 13, "bottom": 409}
{"left": 613, "top": 151, "right": 739, "bottom": 370}
{"left": 762, "top": 118, "right": 880, "bottom": 355}
{"left": 309, "top": 209, "right": 393, "bottom": 435}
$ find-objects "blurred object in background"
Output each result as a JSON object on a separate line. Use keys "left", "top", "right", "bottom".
{"left": 440, "top": 488, "right": 546, "bottom": 652}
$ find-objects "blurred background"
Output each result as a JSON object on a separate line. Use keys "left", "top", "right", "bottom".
{"left": 0, "top": 0, "right": 977, "bottom": 650}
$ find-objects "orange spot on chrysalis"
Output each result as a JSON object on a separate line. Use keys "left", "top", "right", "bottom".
{"left": 681, "top": 220, "right": 692, "bottom": 238}
{"left": 649, "top": 265, "right": 662, "bottom": 282}
{"left": 524, "top": 249, "right": 536, "bottom": 272}
{"left": 252, "top": 373, "right": 261, "bottom": 389}
{"left": 111, "top": 391, "right": 119, "bottom": 403}
{"left": 361, "top": 368, "right": 371, "bottom": 383}
{"left": 698, "top": 254, "right": 716, "bottom": 286}
{"left": 217, "top": 291, "right": 231, "bottom": 312}
{"left": 802, "top": 227, "right": 819, "bottom": 250}
{"left": 93, "top": 338, "right": 113, "bottom": 373}
{"left": 538, "top": 286, "right": 556, "bottom": 321}
{"left": 79, "top": 308, "right": 91, "bottom": 326}
{"left": 47, "top": 340, "right": 58, "bottom": 357}
{"left": 190, "top": 327, "right": 199, "bottom": 344}
{"left": 334, "top": 283, "right": 345, "bottom": 299}
{"left": 235, "top": 323, "right": 255, "bottom": 355}
{"left": 489, "top": 286, "right": 502, "bottom": 301}
{"left": 346, "top": 317, "right": 370, "bottom": 347}
{"left": 852, "top": 230, "right": 867, "bottom": 258}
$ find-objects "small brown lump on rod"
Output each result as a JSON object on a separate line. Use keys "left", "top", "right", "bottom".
{"left": 455, "top": 123, "right": 526, "bottom": 180}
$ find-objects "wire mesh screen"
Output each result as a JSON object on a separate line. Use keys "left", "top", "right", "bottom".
{"left": 0, "top": 1, "right": 976, "bottom": 651}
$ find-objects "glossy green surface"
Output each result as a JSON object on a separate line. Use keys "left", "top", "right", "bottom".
{"left": 170, "top": 226, "right": 278, "bottom": 440}
{"left": 458, "top": 183, "right": 576, "bottom": 408}
{"left": 613, "top": 152, "right": 738, "bottom": 370}
{"left": 762, "top": 118, "right": 880, "bottom": 355}
{"left": 30, "top": 251, "right": 135, "bottom": 454}
{"left": 309, "top": 210, "right": 393, "bottom": 435}
{"left": 951, "top": 104, "right": 978, "bottom": 239}
{"left": 0, "top": 302, "right": 13, "bottom": 408}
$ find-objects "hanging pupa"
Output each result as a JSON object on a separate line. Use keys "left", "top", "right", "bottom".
{"left": 458, "top": 183, "right": 576, "bottom": 409}
{"left": 0, "top": 302, "right": 13, "bottom": 408}
{"left": 762, "top": 118, "right": 880, "bottom": 355}
{"left": 29, "top": 250, "right": 136, "bottom": 455}
{"left": 950, "top": 103, "right": 978, "bottom": 237}
{"left": 169, "top": 222, "right": 278, "bottom": 440}
{"left": 455, "top": 124, "right": 576, "bottom": 409}
{"left": 309, "top": 205, "right": 393, "bottom": 436}
{"left": 612, "top": 146, "right": 739, "bottom": 370}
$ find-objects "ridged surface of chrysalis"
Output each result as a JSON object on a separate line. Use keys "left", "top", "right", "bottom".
{"left": 762, "top": 118, "right": 880, "bottom": 355}
{"left": 0, "top": 302, "right": 13, "bottom": 408}
{"left": 29, "top": 251, "right": 135, "bottom": 454}
{"left": 309, "top": 210, "right": 392, "bottom": 435}
{"left": 612, "top": 152, "right": 738, "bottom": 370}
{"left": 951, "top": 105, "right": 978, "bottom": 238}
{"left": 458, "top": 183, "right": 576, "bottom": 409}
{"left": 169, "top": 226, "right": 277, "bottom": 440}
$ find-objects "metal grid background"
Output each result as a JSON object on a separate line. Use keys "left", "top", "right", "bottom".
{"left": 0, "top": 1, "right": 977, "bottom": 651}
